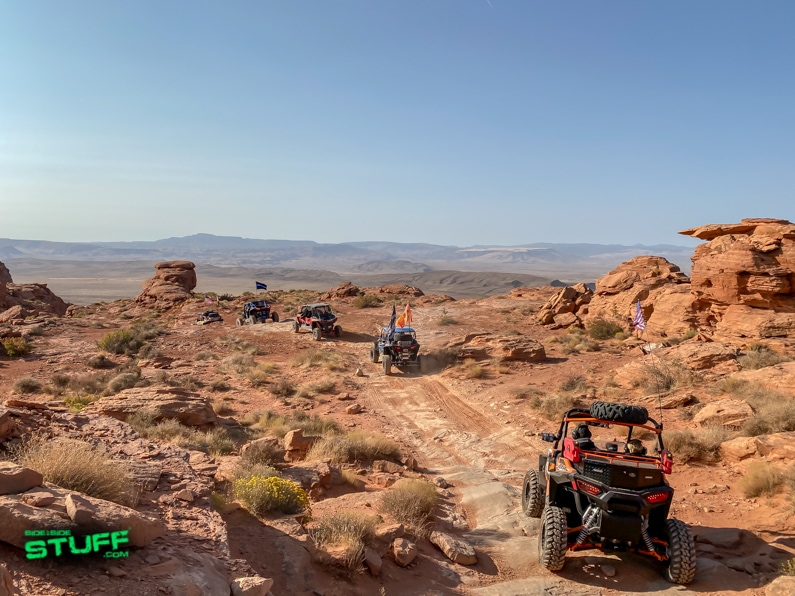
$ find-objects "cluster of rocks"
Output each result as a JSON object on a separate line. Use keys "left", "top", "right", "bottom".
{"left": 322, "top": 282, "right": 454, "bottom": 306}
{"left": 536, "top": 283, "right": 593, "bottom": 328}
{"left": 135, "top": 261, "right": 197, "bottom": 304}
{"left": 0, "top": 261, "right": 69, "bottom": 325}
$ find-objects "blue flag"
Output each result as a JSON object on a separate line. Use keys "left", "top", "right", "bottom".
{"left": 255, "top": 281, "right": 267, "bottom": 291}
{"left": 386, "top": 304, "right": 397, "bottom": 341}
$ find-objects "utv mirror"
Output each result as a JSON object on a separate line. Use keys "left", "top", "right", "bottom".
{"left": 541, "top": 433, "right": 558, "bottom": 443}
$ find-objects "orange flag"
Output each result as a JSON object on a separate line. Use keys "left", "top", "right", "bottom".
{"left": 396, "top": 303, "right": 412, "bottom": 328}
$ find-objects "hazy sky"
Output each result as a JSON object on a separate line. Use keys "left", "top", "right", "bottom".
{"left": 1, "top": 1, "right": 793, "bottom": 247}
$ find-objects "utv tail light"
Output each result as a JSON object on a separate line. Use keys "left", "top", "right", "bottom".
{"left": 645, "top": 491, "right": 669, "bottom": 504}
{"left": 573, "top": 479, "right": 602, "bottom": 496}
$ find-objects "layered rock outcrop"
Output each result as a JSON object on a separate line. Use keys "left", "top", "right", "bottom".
{"left": 536, "top": 283, "right": 592, "bottom": 328}
{"left": 136, "top": 261, "right": 197, "bottom": 304}
{"left": 583, "top": 256, "right": 694, "bottom": 336}
{"left": 680, "top": 218, "right": 795, "bottom": 340}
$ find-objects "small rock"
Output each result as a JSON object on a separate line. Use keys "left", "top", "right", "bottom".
{"left": 434, "top": 477, "right": 449, "bottom": 489}
{"left": 429, "top": 531, "right": 477, "bottom": 565}
{"left": 106, "top": 566, "right": 126, "bottom": 578}
{"left": 65, "top": 493, "right": 97, "bottom": 525}
{"left": 145, "top": 554, "right": 161, "bottom": 565}
{"left": 345, "top": 404, "right": 362, "bottom": 415}
{"left": 0, "top": 462, "right": 43, "bottom": 495}
{"left": 21, "top": 491, "right": 56, "bottom": 507}
{"left": 231, "top": 576, "right": 274, "bottom": 596}
{"left": 336, "top": 393, "right": 353, "bottom": 401}
{"left": 363, "top": 547, "right": 382, "bottom": 577}
{"left": 392, "top": 538, "right": 417, "bottom": 567}
{"left": 174, "top": 489, "right": 194, "bottom": 502}
{"left": 601, "top": 564, "right": 616, "bottom": 577}
{"left": 403, "top": 456, "right": 418, "bottom": 471}
{"left": 354, "top": 368, "right": 364, "bottom": 377}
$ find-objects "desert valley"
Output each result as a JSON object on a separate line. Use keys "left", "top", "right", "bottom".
{"left": 1, "top": 218, "right": 795, "bottom": 596}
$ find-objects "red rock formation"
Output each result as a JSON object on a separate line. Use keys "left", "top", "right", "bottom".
{"left": 536, "top": 283, "right": 592, "bottom": 327}
{"left": 136, "top": 261, "right": 197, "bottom": 304}
{"left": 583, "top": 256, "right": 694, "bottom": 336}
{"left": 680, "top": 218, "right": 795, "bottom": 339}
{"left": 0, "top": 261, "right": 11, "bottom": 309}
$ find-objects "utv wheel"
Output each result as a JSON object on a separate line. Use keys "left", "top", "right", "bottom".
{"left": 334, "top": 325, "right": 342, "bottom": 337}
{"left": 370, "top": 346, "right": 377, "bottom": 363}
{"left": 372, "top": 343, "right": 380, "bottom": 363}
{"left": 590, "top": 401, "right": 648, "bottom": 425}
{"left": 664, "top": 518, "right": 696, "bottom": 585}
{"left": 235, "top": 318, "right": 243, "bottom": 326}
{"left": 271, "top": 312, "right": 279, "bottom": 323}
{"left": 538, "top": 505, "right": 567, "bottom": 571}
{"left": 293, "top": 321, "right": 300, "bottom": 333}
{"left": 382, "top": 354, "right": 392, "bottom": 375}
{"left": 312, "top": 327, "right": 323, "bottom": 341}
{"left": 521, "top": 470, "right": 544, "bottom": 518}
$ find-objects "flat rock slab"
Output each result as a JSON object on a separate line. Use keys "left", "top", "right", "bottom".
{"left": 430, "top": 530, "right": 477, "bottom": 565}
{"left": 85, "top": 387, "right": 218, "bottom": 427}
{"left": 0, "top": 462, "right": 43, "bottom": 496}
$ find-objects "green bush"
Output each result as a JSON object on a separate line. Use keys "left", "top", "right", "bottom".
{"left": 3, "top": 337, "right": 31, "bottom": 357}
{"left": 587, "top": 318, "right": 624, "bottom": 340}
{"left": 234, "top": 475, "right": 310, "bottom": 516}
{"left": 97, "top": 321, "right": 165, "bottom": 355}
{"left": 352, "top": 294, "right": 380, "bottom": 308}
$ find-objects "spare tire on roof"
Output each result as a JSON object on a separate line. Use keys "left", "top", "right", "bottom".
{"left": 590, "top": 401, "right": 648, "bottom": 425}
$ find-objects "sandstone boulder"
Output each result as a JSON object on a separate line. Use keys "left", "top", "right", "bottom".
{"left": 657, "top": 342, "right": 739, "bottom": 371}
{"left": 731, "top": 361, "right": 795, "bottom": 397}
{"left": 680, "top": 218, "right": 795, "bottom": 339}
{"left": 0, "top": 261, "right": 11, "bottom": 285}
{"left": 231, "top": 576, "right": 274, "bottom": 596}
{"left": 283, "top": 429, "right": 319, "bottom": 462}
{"left": 136, "top": 261, "right": 197, "bottom": 304}
{"left": 693, "top": 399, "right": 754, "bottom": 429}
{"left": 0, "top": 407, "right": 17, "bottom": 442}
{"left": 323, "top": 282, "right": 361, "bottom": 299}
{"left": 536, "top": 284, "right": 592, "bottom": 325}
{"left": 392, "top": 538, "right": 417, "bottom": 567}
{"left": 429, "top": 530, "right": 477, "bottom": 565}
{"left": 85, "top": 387, "right": 218, "bottom": 427}
{"left": 450, "top": 333, "right": 546, "bottom": 362}
{"left": 2, "top": 283, "right": 69, "bottom": 318}
{"left": 720, "top": 436, "right": 759, "bottom": 462}
{"left": 754, "top": 432, "right": 795, "bottom": 460}
{"left": 0, "top": 463, "right": 43, "bottom": 495}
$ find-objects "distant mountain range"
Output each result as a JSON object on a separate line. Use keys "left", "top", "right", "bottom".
{"left": 0, "top": 234, "right": 696, "bottom": 279}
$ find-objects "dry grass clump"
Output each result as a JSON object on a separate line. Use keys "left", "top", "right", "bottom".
{"left": 13, "top": 377, "right": 42, "bottom": 395}
{"left": 246, "top": 362, "right": 279, "bottom": 387}
{"left": 291, "top": 349, "right": 341, "bottom": 371}
{"left": 106, "top": 372, "right": 140, "bottom": 394}
{"left": 213, "top": 398, "right": 234, "bottom": 415}
{"left": 309, "top": 511, "right": 378, "bottom": 571}
{"left": 233, "top": 475, "right": 310, "bottom": 517}
{"left": 587, "top": 318, "right": 624, "bottom": 340}
{"left": 638, "top": 359, "right": 695, "bottom": 394}
{"left": 16, "top": 437, "right": 136, "bottom": 506}
{"left": 492, "top": 357, "right": 510, "bottom": 374}
{"left": 298, "top": 378, "right": 337, "bottom": 397}
{"left": 559, "top": 375, "right": 588, "bottom": 392}
{"left": 531, "top": 393, "right": 581, "bottom": 420}
{"left": 438, "top": 308, "right": 459, "bottom": 326}
{"left": 380, "top": 478, "right": 438, "bottom": 536}
{"left": 223, "top": 353, "right": 256, "bottom": 374}
{"left": 307, "top": 431, "right": 400, "bottom": 464}
{"left": 237, "top": 441, "right": 283, "bottom": 473}
{"left": 509, "top": 385, "right": 545, "bottom": 400}
{"left": 97, "top": 321, "right": 164, "bottom": 356}
{"left": 552, "top": 330, "right": 600, "bottom": 354}
{"left": 464, "top": 363, "right": 485, "bottom": 379}
{"left": 2, "top": 337, "right": 31, "bottom": 357}
{"left": 740, "top": 462, "right": 784, "bottom": 498}
{"left": 253, "top": 411, "right": 342, "bottom": 440}
{"left": 719, "top": 379, "right": 795, "bottom": 436}
{"left": 126, "top": 410, "right": 234, "bottom": 456}
{"left": 208, "top": 378, "right": 231, "bottom": 392}
{"left": 738, "top": 344, "right": 790, "bottom": 370}
{"left": 193, "top": 350, "right": 218, "bottom": 361}
{"left": 352, "top": 294, "right": 381, "bottom": 309}
{"left": 86, "top": 354, "right": 116, "bottom": 369}
{"left": 663, "top": 426, "right": 730, "bottom": 463}
{"left": 270, "top": 379, "right": 297, "bottom": 397}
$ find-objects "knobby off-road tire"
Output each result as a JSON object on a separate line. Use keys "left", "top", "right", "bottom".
{"left": 538, "top": 505, "right": 567, "bottom": 571}
{"left": 293, "top": 321, "right": 300, "bottom": 333}
{"left": 382, "top": 354, "right": 392, "bottom": 375}
{"left": 522, "top": 470, "right": 544, "bottom": 518}
{"left": 271, "top": 312, "right": 279, "bottom": 323}
{"left": 371, "top": 343, "right": 380, "bottom": 363}
{"left": 334, "top": 325, "right": 342, "bottom": 337}
{"left": 664, "top": 518, "right": 696, "bottom": 585}
{"left": 590, "top": 401, "right": 649, "bottom": 425}
{"left": 235, "top": 318, "right": 243, "bottom": 326}
{"left": 312, "top": 327, "right": 323, "bottom": 341}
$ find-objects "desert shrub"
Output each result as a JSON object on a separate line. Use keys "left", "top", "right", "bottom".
{"left": 64, "top": 395, "right": 99, "bottom": 412}
{"left": 552, "top": 330, "right": 599, "bottom": 354}
{"left": 87, "top": 354, "right": 115, "bottom": 369}
{"left": 218, "top": 293, "right": 235, "bottom": 301}
{"left": 532, "top": 393, "right": 581, "bottom": 420}
{"left": 209, "top": 378, "right": 231, "bottom": 392}
{"left": 492, "top": 357, "right": 510, "bottom": 374}
{"left": 13, "top": 377, "right": 42, "bottom": 395}
{"left": 781, "top": 558, "right": 795, "bottom": 576}
{"left": 246, "top": 362, "right": 279, "bottom": 387}
{"left": 233, "top": 475, "right": 310, "bottom": 516}
{"left": 26, "top": 325, "right": 44, "bottom": 337}
{"left": 291, "top": 349, "right": 340, "bottom": 370}
{"left": 667, "top": 329, "right": 697, "bottom": 346}
{"left": 352, "top": 294, "right": 381, "bottom": 309}
{"left": 2, "top": 337, "right": 31, "bottom": 357}
{"left": 255, "top": 411, "right": 341, "bottom": 440}
{"left": 639, "top": 360, "right": 695, "bottom": 394}
{"left": 16, "top": 437, "right": 136, "bottom": 506}
{"left": 559, "top": 375, "right": 587, "bottom": 392}
{"left": 437, "top": 307, "right": 458, "bottom": 326}
{"left": 309, "top": 511, "right": 378, "bottom": 571}
{"left": 127, "top": 410, "right": 234, "bottom": 455}
{"left": 306, "top": 378, "right": 337, "bottom": 395}
{"left": 720, "top": 379, "right": 795, "bottom": 436}
{"left": 271, "top": 379, "right": 296, "bottom": 397}
{"left": 740, "top": 462, "right": 784, "bottom": 498}
{"left": 587, "top": 318, "right": 623, "bottom": 340}
{"left": 194, "top": 350, "right": 218, "bottom": 361}
{"left": 380, "top": 479, "right": 438, "bottom": 536}
{"left": 97, "top": 321, "right": 165, "bottom": 356}
{"left": 340, "top": 468, "right": 364, "bottom": 489}
{"left": 663, "top": 427, "right": 729, "bottom": 463}
{"left": 46, "top": 373, "right": 72, "bottom": 395}
{"left": 464, "top": 364, "right": 484, "bottom": 379}
{"left": 213, "top": 398, "right": 233, "bottom": 415}
{"left": 307, "top": 431, "right": 400, "bottom": 464}
{"left": 238, "top": 441, "right": 282, "bottom": 470}
{"left": 738, "top": 345, "right": 790, "bottom": 371}
{"left": 509, "top": 386, "right": 545, "bottom": 401}
{"left": 223, "top": 354, "right": 256, "bottom": 374}
{"left": 105, "top": 372, "right": 140, "bottom": 394}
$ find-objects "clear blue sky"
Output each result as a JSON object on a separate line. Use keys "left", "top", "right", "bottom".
{"left": 1, "top": 1, "right": 793, "bottom": 247}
